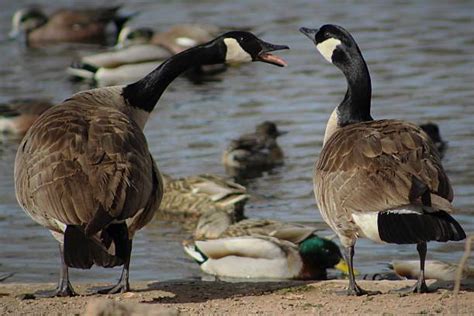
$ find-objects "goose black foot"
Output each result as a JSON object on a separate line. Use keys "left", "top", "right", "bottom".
{"left": 390, "top": 280, "right": 432, "bottom": 295}
{"left": 346, "top": 284, "right": 381, "bottom": 296}
{"left": 35, "top": 282, "right": 77, "bottom": 298}
{"left": 94, "top": 280, "right": 130, "bottom": 295}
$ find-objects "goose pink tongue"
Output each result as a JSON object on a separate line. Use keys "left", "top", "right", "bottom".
{"left": 258, "top": 52, "right": 288, "bottom": 67}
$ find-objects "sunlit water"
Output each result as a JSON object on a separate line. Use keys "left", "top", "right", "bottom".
{"left": 0, "top": 0, "right": 473, "bottom": 283}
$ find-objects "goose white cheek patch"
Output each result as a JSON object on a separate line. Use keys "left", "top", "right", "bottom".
{"left": 316, "top": 38, "right": 342, "bottom": 62}
{"left": 224, "top": 38, "right": 252, "bottom": 64}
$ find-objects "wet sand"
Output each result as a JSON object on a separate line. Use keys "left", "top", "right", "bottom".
{"left": 1, "top": 279, "right": 473, "bottom": 315}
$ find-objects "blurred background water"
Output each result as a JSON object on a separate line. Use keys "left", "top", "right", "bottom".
{"left": 0, "top": 0, "right": 473, "bottom": 283}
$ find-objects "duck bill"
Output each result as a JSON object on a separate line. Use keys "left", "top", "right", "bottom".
{"left": 299, "top": 27, "right": 319, "bottom": 44}
{"left": 334, "top": 259, "right": 359, "bottom": 276}
{"left": 257, "top": 41, "right": 289, "bottom": 67}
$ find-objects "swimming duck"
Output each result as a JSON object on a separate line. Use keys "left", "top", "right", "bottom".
{"left": 390, "top": 260, "right": 473, "bottom": 281}
{"left": 0, "top": 98, "right": 53, "bottom": 136}
{"left": 300, "top": 24, "right": 465, "bottom": 295}
{"left": 158, "top": 174, "right": 250, "bottom": 223}
{"left": 186, "top": 210, "right": 349, "bottom": 280}
{"left": 15, "top": 31, "right": 288, "bottom": 296}
{"left": 9, "top": 6, "right": 131, "bottom": 46}
{"left": 419, "top": 123, "right": 447, "bottom": 158}
{"left": 222, "top": 121, "right": 287, "bottom": 173}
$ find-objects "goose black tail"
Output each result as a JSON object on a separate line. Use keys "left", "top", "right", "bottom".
{"left": 64, "top": 225, "right": 124, "bottom": 269}
{"left": 378, "top": 210, "right": 466, "bottom": 244}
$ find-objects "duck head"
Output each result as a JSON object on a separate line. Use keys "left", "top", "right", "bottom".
{"left": 9, "top": 7, "right": 48, "bottom": 39}
{"left": 115, "top": 26, "right": 155, "bottom": 48}
{"left": 256, "top": 121, "right": 288, "bottom": 138}
{"left": 219, "top": 31, "right": 289, "bottom": 67}
{"left": 299, "top": 24, "right": 363, "bottom": 69}
{"left": 299, "top": 236, "right": 350, "bottom": 277}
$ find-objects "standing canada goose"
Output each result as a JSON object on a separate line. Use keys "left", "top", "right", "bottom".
{"left": 0, "top": 98, "right": 53, "bottom": 136}
{"left": 419, "top": 123, "right": 447, "bottom": 158}
{"left": 300, "top": 25, "right": 465, "bottom": 295}
{"left": 158, "top": 173, "right": 249, "bottom": 223}
{"left": 9, "top": 6, "right": 130, "bottom": 46}
{"left": 15, "top": 31, "right": 288, "bottom": 297}
{"left": 222, "top": 121, "right": 287, "bottom": 172}
{"left": 186, "top": 211, "right": 349, "bottom": 280}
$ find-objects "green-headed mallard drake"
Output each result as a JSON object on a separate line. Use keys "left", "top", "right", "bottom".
{"left": 14, "top": 31, "right": 288, "bottom": 296}
{"left": 300, "top": 24, "right": 465, "bottom": 295}
{"left": 186, "top": 210, "right": 349, "bottom": 280}
{"left": 222, "top": 121, "right": 287, "bottom": 172}
{"left": 390, "top": 260, "right": 473, "bottom": 281}
{"left": 158, "top": 174, "right": 250, "bottom": 223}
{"left": 9, "top": 6, "right": 131, "bottom": 46}
{"left": 0, "top": 98, "right": 53, "bottom": 136}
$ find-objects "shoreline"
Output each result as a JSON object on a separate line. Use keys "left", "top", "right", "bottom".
{"left": 1, "top": 279, "right": 473, "bottom": 315}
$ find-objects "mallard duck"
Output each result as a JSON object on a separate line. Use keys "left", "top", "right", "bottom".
{"left": 158, "top": 174, "right": 250, "bottom": 223}
{"left": 390, "top": 260, "right": 473, "bottom": 281}
{"left": 0, "top": 98, "right": 53, "bottom": 136}
{"left": 187, "top": 210, "right": 349, "bottom": 279}
{"left": 9, "top": 6, "right": 131, "bottom": 46}
{"left": 15, "top": 31, "right": 288, "bottom": 296}
{"left": 184, "top": 234, "right": 348, "bottom": 280}
{"left": 300, "top": 24, "right": 465, "bottom": 295}
{"left": 222, "top": 121, "right": 287, "bottom": 172}
{"left": 419, "top": 123, "right": 447, "bottom": 158}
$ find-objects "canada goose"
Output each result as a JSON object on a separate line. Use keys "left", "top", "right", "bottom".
{"left": 184, "top": 234, "right": 347, "bottom": 280}
{"left": 222, "top": 121, "right": 287, "bottom": 173}
{"left": 158, "top": 174, "right": 249, "bottom": 223}
{"left": 0, "top": 98, "right": 53, "bottom": 136}
{"left": 15, "top": 31, "right": 288, "bottom": 297}
{"left": 300, "top": 24, "right": 465, "bottom": 295}
{"left": 419, "top": 123, "right": 447, "bottom": 158}
{"left": 188, "top": 210, "right": 350, "bottom": 280}
{"left": 9, "top": 6, "right": 131, "bottom": 46}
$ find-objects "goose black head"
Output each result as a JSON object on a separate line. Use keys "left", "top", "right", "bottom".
{"left": 256, "top": 121, "right": 288, "bottom": 138}
{"left": 299, "top": 24, "right": 362, "bottom": 67}
{"left": 9, "top": 7, "right": 48, "bottom": 39}
{"left": 220, "top": 31, "right": 289, "bottom": 67}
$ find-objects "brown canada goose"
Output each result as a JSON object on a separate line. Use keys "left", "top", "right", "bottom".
{"left": 222, "top": 121, "right": 287, "bottom": 172}
{"left": 0, "top": 98, "right": 53, "bottom": 136}
{"left": 300, "top": 24, "right": 465, "bottom": 295}
{"left": 9, "top": 6, "right": 131, "bottom": 46}
{"left": 158, "top": 174, "right": 249, "bottom": 223}
{"left": 14, "top": 31, "right": 288, "bottom": 297}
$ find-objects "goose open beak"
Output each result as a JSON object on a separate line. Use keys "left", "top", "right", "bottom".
{"left": 257, "top": 41, "right": 289, "bottom": 67}
{"left": 334, "top": 259, "right": 359, "bottom": 276}
{"left": 299, "top": 27, "right": 319, "bottom": 44}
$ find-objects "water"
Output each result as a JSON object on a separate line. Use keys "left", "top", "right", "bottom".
{"left": 0, "top": 0, "right": 473, "bottom": 283}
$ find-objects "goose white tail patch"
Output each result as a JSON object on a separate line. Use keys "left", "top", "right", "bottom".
{"left": 352, "top": 212, "right": 383, "bottom": 243}
{"left": 224, "top": 38, "right": 252, "bottom": 64}
{"left": 316, "top": 38, "right": 341, "bottom": 63}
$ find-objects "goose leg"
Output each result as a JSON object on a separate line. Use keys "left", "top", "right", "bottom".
{"left": 95, "top": 239, "right": 132, "bottom": 294}
{"left": 344, "top": 245, "right": 380, "bottom": 296}
{"left": 413, "top": 242, "right": 429, "bottom": 293}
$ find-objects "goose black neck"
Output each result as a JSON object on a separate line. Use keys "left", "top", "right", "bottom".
{"left": 122, "top": 40, "right": 225, "bottom": 112}
{"left": 337, "top": 52, "right": 373, "bottom": 127}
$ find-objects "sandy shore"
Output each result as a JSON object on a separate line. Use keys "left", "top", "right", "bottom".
{"left": 1, "top": 279, "right": 473, "bottom": 315}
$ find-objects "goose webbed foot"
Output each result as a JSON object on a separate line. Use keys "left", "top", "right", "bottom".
{"left": 35, "top": 281, "right": 77, "bottom": 298}
{"left": 390, "top": 280, "right": 432, "bottom": 295}
{"left": 94, "top": 279, "right": 130, "bottom": 295}
{"left": 345, "top": 284, "right": 381, "bottom": 296}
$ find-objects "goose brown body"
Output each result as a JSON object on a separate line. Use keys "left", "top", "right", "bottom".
{"left": 315, "top": 119, "right": 453, "bottom": 247}
{"left": 14, "top": 96, "right": 162, "bottom": 240}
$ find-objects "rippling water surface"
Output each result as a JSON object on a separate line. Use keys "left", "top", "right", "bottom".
{"left": 0, "top": 0, "right": 473, "bottom": 283}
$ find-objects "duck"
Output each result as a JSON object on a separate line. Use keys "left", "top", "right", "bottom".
{"left": 300, "top": 24, "right": 465, "bottom": 295}
{"left": 9, "top": 6, "right": 131, "bottom": 47}
{"left": 0, "top": 98, "right": 54, "bottom": 136}
{"left": 222, "top": 121, "right": 287, "bottom": 173}
{"left": 419, "top": 123, "right": 447, "bottom": 158}
{"left": 390, "top": 260, "right": 474, "bottom": 281}
{"left": 14, "top": 31, "right": 288, "bottom": 297}
{"left": 67, "top": 24, "right": 225, "bottom": 85}
{"left": 186, "top": 210, "right": 350, "bottom": 280}
{"left": 157, "top": 173, "right": 250, "bottom": 223}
